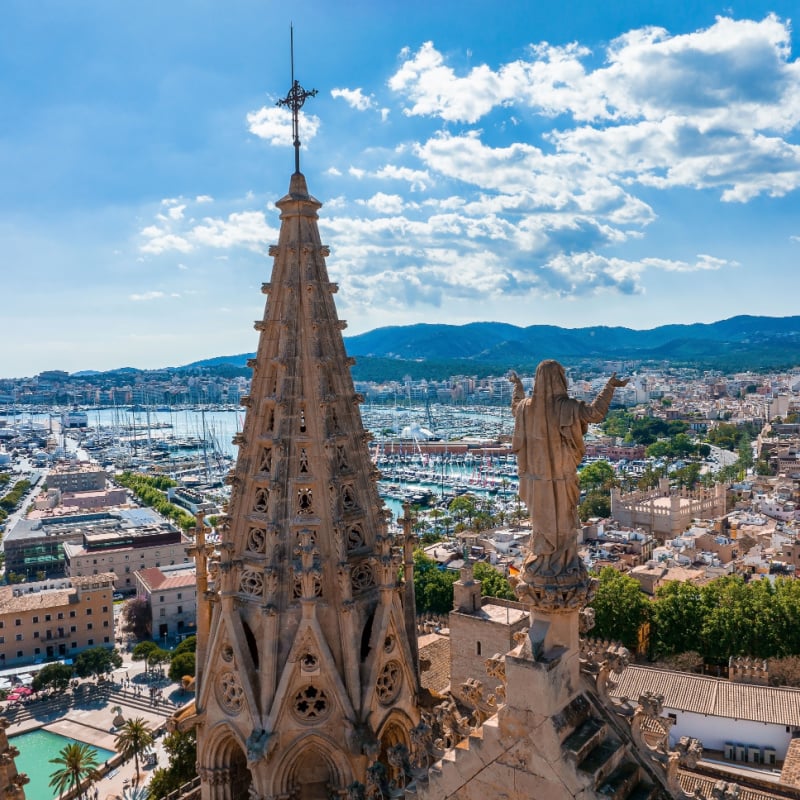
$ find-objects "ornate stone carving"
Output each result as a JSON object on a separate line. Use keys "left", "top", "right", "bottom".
{"left": 216, "top": 670, "right": 245, "bottom": 715}
{"left": 253, "top": 487, "right": 270, "bottom": 514}
{"left": 351, "top": 561, "right": 375, "bottom": 593}
{"left": 246, "top": 526, "right": 267, "bottom": 554}
{"left": 375, "top": 660, "right": 402, "bottom": 705}
{"left": 246, "top": 727, "right": 273, "bottom": 764}
{"left": 258, "top": 447, "right": 272, "bottom": 474}
{"left": 293, "top": 530, "right": 322, "bottom": 600}
{"left": 341, "top": 484, "right": 357, "bottom": 511}
{"left": 484, "top": 653, "right": 507, "bottom": 704}
{"left": 239, "top": 569, "right": 264, "bottom": 598}
{"left": 346, "top": 524, "right": 365, "bottom": 551}
{"left": 292, "top": 685, "right": 330, "bottom": 722}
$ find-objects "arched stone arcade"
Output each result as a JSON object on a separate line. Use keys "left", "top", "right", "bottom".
{"left": 198, "top": 725, "right": 252, "bottom": 800}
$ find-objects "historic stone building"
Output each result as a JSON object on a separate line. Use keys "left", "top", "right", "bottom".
{"left": 191, "top": 165, "right": 421, "bottom": 799}
{"left": 611, "top": 478, "right": 727, "bottom": 540}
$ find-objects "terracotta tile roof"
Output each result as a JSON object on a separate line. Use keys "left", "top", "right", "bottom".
{"left": 611, "top": 665, "right": 800, "bottom": 726}
{"left": 136, "top": 566, "right": 196, "bottom": 592}
{"left": 136, "top": 567, "right": 167, "bottom": 590}
{"left": 0, "top": 586, "right": 73, "bottom": 613}
{"left": 679, "top": 771, "right": 791, "bottom": 800}
{"left": 418, "top": 634, "right": 450, "bottom": 696}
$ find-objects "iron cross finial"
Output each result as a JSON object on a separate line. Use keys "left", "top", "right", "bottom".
{"left": 276, "top": 25, "right": 317, "bottom": 174}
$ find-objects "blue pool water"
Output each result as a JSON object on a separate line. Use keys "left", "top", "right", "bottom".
{"left": 11, "top": 729, "right": 116, "bottom": 800}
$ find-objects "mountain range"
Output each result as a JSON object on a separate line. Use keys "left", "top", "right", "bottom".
{"left": 184, "top": 315, "right": 800, "bottom": 379}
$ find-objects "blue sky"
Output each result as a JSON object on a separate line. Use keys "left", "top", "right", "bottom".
{"left": 2, "top": 0, "right": 799, "bottom": 377}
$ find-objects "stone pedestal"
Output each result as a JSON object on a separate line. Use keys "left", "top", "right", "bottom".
{"left": 505, "top": 613, "right": 582, "bottom": 718}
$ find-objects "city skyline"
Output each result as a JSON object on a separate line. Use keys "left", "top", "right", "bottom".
{"left": 2, "top": 0, "right": 799, "bottom": 378}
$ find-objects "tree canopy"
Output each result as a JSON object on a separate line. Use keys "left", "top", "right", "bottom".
{"left": 49, "top": 742, "right": 100, "bottom": 799}
{"left": 413, "top": 550, "right": 458, "bottom": 614}
{"left": 590, "top": 567, "right": 651, "bottom": 650}
{"left": 472, "top": 562, "right": 515, "bottom": 601}
{"left": 146, "top": 729, "right": 197, "bottom": 800}
{"left": 32, "top": 662, "right": 73, "bottom": 694}
{"left": 74, "top": 646, "right": 122, "bottom": 679}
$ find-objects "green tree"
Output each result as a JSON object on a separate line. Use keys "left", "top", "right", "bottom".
{"left": 115, "top": 717, "right": 155, "bottom": 779}
{"left": 672, "top": 462, "right": 702, "bottom": 489}
{"left": 706, "top": 423, "right": 740, "bottom": 451}
{"left": 131, "top": 640, "right": 161, "bottom": 662}
{"left": 413, "top": 550, "right": 458, "bottom": 614}
{"left": 591, "top": 567, "right": 650, "bottom": 650}
{"left": 448, "top": 495, "right": 477, "bottom": 526}
{"left": 49, "top": 742, "right": 100, "bottom": 799}
{"left": 172, "top": 635, "right": 196, "bottom": 656}
{"left": 169, "top": 652, "right": 196, "bottom": 683}
{"left": 698, "top": 576, "right": 779, "bottom": 662}
{"left": 579, "top": 491, "right": 610, "bottom": 521}
{"left": 32, "top": 662, "right": 73, "bottom": 694}
{"left": 146, "top": 729, "right": 197, "bottom": 800}
{"left": 651, "top": 581, "right": 705, "bottom": 658}
{"left": 579, "top": 460, "right": 616, "bottom": 492}
{"left": 74, "top": 646, "right": 122, "bottom": 679}
{"left": 472, "top": 562, "right": 514, "bottom": 600}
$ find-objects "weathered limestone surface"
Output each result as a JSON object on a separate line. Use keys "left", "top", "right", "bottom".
{"left": 405, "top": 362, "right": 665, "bottom": 800}
{"left": 193, "top": 171, "right": 420, "bottom": 800}
{"left": 0, "top": 718, "right": 27, "bottom": 800}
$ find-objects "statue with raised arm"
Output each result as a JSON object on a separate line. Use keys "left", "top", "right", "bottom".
{"left": 510, "top": 360, "right": 628, "bottom": 609}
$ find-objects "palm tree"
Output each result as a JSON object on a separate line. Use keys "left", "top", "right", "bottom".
{"left": 49, "top": 741, "right": 100, "bottom": 799}
{"left": 114, "top": 717, "right": 155, "bottom": 780}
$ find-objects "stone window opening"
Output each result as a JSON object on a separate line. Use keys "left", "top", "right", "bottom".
{"left": 476, "top": 641, "right": 482, "bottom": 656}
{"left": 297, "top": 487, "right": 313, "bottom": 515}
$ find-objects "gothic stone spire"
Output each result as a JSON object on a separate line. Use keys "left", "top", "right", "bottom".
{"left": 194, "top": 173, "right": 420, "bottom": 800}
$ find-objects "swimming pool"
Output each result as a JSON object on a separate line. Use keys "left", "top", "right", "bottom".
{"left": 11, "top": 729, "right": 116, "bottom": 800}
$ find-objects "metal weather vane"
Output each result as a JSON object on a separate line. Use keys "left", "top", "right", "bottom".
{"left": 276, "top": 25, "right": 317, "bottom": 174}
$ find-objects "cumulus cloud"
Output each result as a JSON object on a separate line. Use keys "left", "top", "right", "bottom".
{"left": 246, "top": 105, "right": 321, "bottom": 146}
{"left": 138, "top": 197, "right": 278, "bottom": 256}
{"left": 139, "top": 16, "right": 779, "bottom": 314}
{"left": 390, "top": 16, "right": 800, "bottom": 201}
{"left": 356, "top": 193, "right": 406, "bottom": 215}
{"left": 331, "top": 87, "right": 375, "bottom": 110}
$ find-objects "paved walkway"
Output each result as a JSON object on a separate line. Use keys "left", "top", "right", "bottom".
{"left": 6, "top": 655, "right": 191, "bottom": 800}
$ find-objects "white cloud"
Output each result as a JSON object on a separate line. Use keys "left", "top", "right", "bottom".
{"left": 389, "top": 16, "right": 800, "bottom": 201}
{"left": 356, "top": 193, "right": 406, "bottom": 215}
{"left": 374, "top": 164, "right": 430, "bottom": 191}
{"left": 191, "top": 211, "right": 273, "bottom": 251}
{"left": 139, "top": 197, "right": 278, "bottom": 256}
{"left": 331, "top": 87, "right": 375, "bottom": 111}
{"left": 195, "top": 195, "right": 213, "bottom": 203}
{"left": 140, "top": 228, "right": 192, "bottom": 255}
{"left": 130, "top": 291, "right": 167, "bottom": 301}
{"left": 246, "top": 105, "right": 321, "bottom": 146}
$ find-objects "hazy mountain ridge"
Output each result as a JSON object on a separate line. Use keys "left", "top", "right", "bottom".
{"left": 180, "top": 315, "right": 800, "bottom": 376}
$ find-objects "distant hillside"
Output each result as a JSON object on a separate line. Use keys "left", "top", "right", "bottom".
{"left": 181, "top": 315, "right": 800, "bottom": 378}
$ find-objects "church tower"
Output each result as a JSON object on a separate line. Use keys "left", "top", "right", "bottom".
{"left": 193, "top": 69, "right": 420, "bottom": 800}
